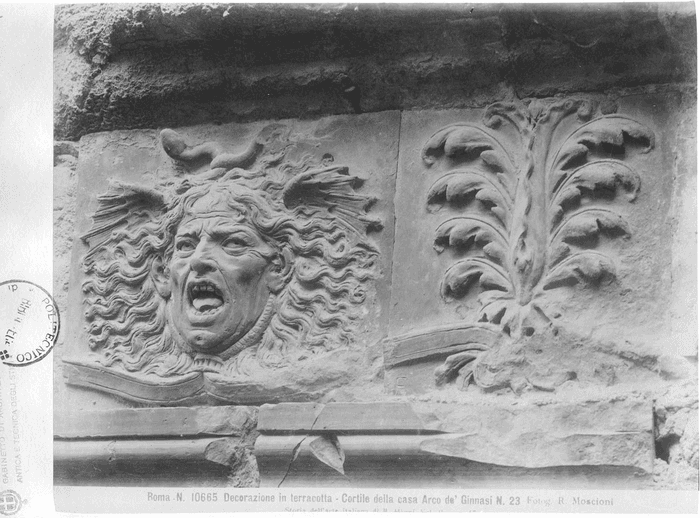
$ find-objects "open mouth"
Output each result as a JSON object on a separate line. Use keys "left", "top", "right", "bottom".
{"left": 187, "top": 280, "right": 225, "bottom": 314}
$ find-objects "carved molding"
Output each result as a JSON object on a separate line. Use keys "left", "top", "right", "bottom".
{"left": 53, "top": 400, "right": 654, "bottom": 488}
{"left": 254, "top": 400, "right": 653, "bottom": 488}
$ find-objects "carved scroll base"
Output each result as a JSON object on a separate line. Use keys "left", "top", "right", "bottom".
{"left": 255, "top": 400, "right": 654, "bottom": 489}
{"left": 63, "top": 347, "right": 366, "bottom": 406}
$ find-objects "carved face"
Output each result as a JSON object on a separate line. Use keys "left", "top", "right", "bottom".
{"left": 164, "top": 200, "right": 277, "bottom": 356}
{"left": 84, "top": 161, "right": 378, "bottom": 383}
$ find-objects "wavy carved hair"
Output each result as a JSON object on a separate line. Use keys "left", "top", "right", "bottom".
{"left": 82, "top": 164, "right": 379, "bottom": 377}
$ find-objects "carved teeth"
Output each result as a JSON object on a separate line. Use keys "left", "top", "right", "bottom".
{"left": 189, "top": 281, "right": 222, "bottom": 297}
{"left": 188, "top": 281, "right": 224, "bottom": 313}
{"left": 192, "top": 285, "right": 217, "bottom": 295}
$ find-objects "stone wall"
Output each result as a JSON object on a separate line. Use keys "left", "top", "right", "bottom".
{"left": 54, "top": 3, "right": 695, "bottom": 140}
{"left": 53, "top": 3, "right": 697, "bottom": 490}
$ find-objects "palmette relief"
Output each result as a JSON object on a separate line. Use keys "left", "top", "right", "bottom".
{"left": 79, "top": 125, "right": 381, "bottom": 380}
{"left": 423, "top": 99, "right": 656, "bottom": 391}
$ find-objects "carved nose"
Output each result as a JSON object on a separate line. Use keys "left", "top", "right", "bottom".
{"left": 190, "top": 245, "right": 216, "bottom": 273}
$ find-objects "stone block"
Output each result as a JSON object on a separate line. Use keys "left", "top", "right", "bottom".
{"left": 54, "top": 406, "right": 256, "bottom": 439}
{"left": 387, "top": 94, "right": 694, "bottom": 396}
{"left": 258, "top": 402, "right": 429, "bottom": 433}
{"left": 255, "top": 398, "right": 654, "bottom": 488}
{"left": 413, "top": 399, "right": 653, "bottom": 471}
{"left": 54, "top": 437, "right": 256, "bottom": 487}
{"left": 60, "top": 112, "right": 399, "bottom": 407}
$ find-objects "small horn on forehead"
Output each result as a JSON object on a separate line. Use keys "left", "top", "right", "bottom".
{"left": 282, "top": 165, "right": 382, "bottom": 236}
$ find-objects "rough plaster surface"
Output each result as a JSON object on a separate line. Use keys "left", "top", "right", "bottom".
{"left": 54, "top": 3, "right": 696, "bottom": 141}
{"left": 53, "top": 4, "right": 697, "bottom": 490}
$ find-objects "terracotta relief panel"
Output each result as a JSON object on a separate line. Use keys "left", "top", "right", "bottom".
{"left": 387, "top": 95, "right": 681, "bottom": 395}
{"left": 61, "top": 96, "right": 687, "bottom": 407}
{"left": 62, "top": 113, "right": 399, "bottom": 405}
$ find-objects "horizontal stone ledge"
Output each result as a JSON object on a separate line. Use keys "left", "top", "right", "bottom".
{"left": 55, "top": 437, "right": 243, "bottom": 466}
{"left": 255, "top": 430, "right": 653, "bottom": 472}
{"left": 256, "top": 399, "right": 655, "bottom": 477}
{"left": 257, "top": 402, "right": 437, "bottom": 434}
{"left": 258, "top": 399, "right": 653, "bottom": 434}
{"left": 54, "top": 406, "right": 256, "bottom": 439}
{"left": 256, "top": 435, "right": 439, "bottom": 462}
{"left": 255, "top": 435, "right": 652, "bottom": 489}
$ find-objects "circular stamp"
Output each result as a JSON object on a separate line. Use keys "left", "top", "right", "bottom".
{"left": 0, "top": 490, "right": 23, "bottom": 516}
{"left": 0, "top": 280, "right": 59, "bottom": 367}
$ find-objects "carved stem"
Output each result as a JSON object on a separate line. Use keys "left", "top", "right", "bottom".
{"left": 510, "top": 124, "right": 546, "bottom": 306}
{"left": 512, "top": 103, "right": 578, "bottom": 306}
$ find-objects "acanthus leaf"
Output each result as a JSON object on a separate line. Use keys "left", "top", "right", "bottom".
{"left": 483, "top": 242, "right": 507, "bottom": 265}
{"left": 427, "top": 169, "right": 513, "bottom": 226}
{"left": 552, "top": 208, "right": 631, "bottom": 248}
{"left": 553, "top": 116, "right": 654, "bottom": 171}
{"left": 434, "top": 217, "right": 508, "bottom": 262}
{"left": 548, "top": 243, "right": 571, "bottom": 268}
{"left": 474, "top": 187, "right": 510, "bottom": 227}
{"left": 550, "top": 160, "right": 642, "bottom": 227}
{"left": 422, "top": 124, "right": 513, "bottom": 169}
{"left": 480, "top": 150, "right": 515, "bottom": 193}
{"left": 555, "top": 143, "right": 590, "bottom": 171}
{"left": 479, "top": 298, "right": 509, "bottom": 325}
{"left": 441, "top": 258, "right": 512, "bottom": 299}
{"left": 543, "top": 251, "right": 616, "bottom": 290}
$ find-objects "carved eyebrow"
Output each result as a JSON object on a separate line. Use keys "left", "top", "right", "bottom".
{"left": 210, "top": 227, "right": 257, "bottom": 241}
{"left": 174, "top": 229, "right": 200, "bottom": 240}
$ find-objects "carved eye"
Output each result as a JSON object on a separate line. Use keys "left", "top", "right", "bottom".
{"left": 175, "top": 239, "right": 196, "bottom": 253}
{"left": 222, "top": 237, "right": 250, "bottom": 254}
